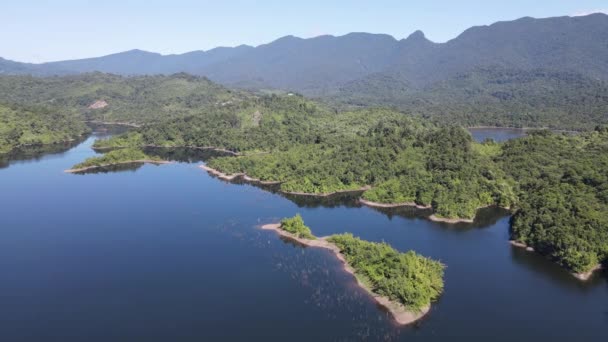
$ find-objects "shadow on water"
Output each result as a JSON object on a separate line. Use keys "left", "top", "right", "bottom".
{"left": 0, "top": 138, "right": 86, "bottom": 169}
{"left": 143, "top": 147, "right": 234, "bottom": 164}
{"left": 72, "top": 162, "right": 146, "bottom": 175}
{"left": 367, "top": 205, "right": 511, "bottom": 231}
{"left": 0, "top": 122, "right": 136, "bottom": 170}
{"left": 203, "top": 170, "right": 512, "bottom": 229}
{"left": 510, "top": 246, "right": 608, "bottom": 290}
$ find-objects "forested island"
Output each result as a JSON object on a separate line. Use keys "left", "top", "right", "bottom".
{"left": 262, "top": 215, "right": 444, "bottom": 324}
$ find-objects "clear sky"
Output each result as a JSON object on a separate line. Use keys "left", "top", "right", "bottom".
{"left": 2, "top": 0, "right": 607, "bottom": 63}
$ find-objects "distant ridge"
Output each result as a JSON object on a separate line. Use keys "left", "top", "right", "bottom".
{"left": 1, "top": 14, "right": 607, "bottom": 97}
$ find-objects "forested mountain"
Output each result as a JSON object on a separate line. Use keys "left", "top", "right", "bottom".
{"left": 1, "top": 14, "right": 607, "bottom": 129}
{"left": 0, "top": 73, "right": 253, "bottom": 124}
{"left": 332, "top": 68, "right": 608, "bottom": 130}
{"left": 1, "top": 68, "right": 606, "bottom": 130}
{"left": 43, "top": 45, "right": 255, "bottom": 76}
{"left": 1, "top": 13, "right": 607, "bottom": 94}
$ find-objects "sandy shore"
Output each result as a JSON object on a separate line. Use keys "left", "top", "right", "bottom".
{"left": 509, "top": 240, "right": 535, "bottom": 252}
{"left": 359, "top": 198, "right": 432, "bottom": 209}
{"left": 281, "top": 185, "right": 372, "bottom": 197}
{"left": 199, "top": 165, "right": 282, "bottom": 184}
{"left": 64, "top": 160, "right": 171, "bottom": 173}
{"left": 428, "top": 215, "right": 474, "bottom": 224}
{"left": 260, "top": 223, "right": 430, "bottom": 325}
{"left": 572, "top": 264, "right": 603, "bottom": 281}
{"left": 509, "top": 240, "right": 603, "bottom": 281}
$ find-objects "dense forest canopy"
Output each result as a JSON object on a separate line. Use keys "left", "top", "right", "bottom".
{"left": 328, "top": 233, "right": 444, "bottom": 312}
{"left": 1, "top": 65, "right": 607, "bottom": 131}
{"left": 90, "top": 104, "right": 515, "bottom": 220}
{"left": 499, "top": 128, "right": 608, "bottom": 273}
{"left": 0, "top": 102, "right": 88, "bottom": 154}
{"left": 328, "top": 68, "right": 608, "bottom": 130}
{"left": 0, "top": 73, "right": 252, "bottom": 124}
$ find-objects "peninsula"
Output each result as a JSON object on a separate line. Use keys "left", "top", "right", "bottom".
{"left": 260, "top": 215, "right": 444, "bottom": 325}
{"left": 65, "top": 148, "right": 170, "bottom": 173}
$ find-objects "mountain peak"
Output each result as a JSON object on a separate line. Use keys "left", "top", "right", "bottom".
{"left": 404, "top": 30, "right": 430, "bottom": 43}
{"left": 123, "top": 49, "right": 159, "bottom": 56}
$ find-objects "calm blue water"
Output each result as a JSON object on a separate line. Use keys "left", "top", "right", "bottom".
{"left": 469, "top": 128, "right": 527, "bottom": 142}
{"left": 0, "top": 131, "right": 606, "bottom": 341}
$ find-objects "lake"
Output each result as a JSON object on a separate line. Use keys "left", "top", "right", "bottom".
{"left": 0, "top": 128, "right": 606, "bottom": 341}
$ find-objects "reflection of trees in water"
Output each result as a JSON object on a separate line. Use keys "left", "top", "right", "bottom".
{"left": 72, "top": 162, "right": 145, "bottom": 175}
{"left": 279, "top": 191, "right": 363, "bottom": 209}
{"left": 0, "top": 138, "right": 85, "bottom": 169}
{"left": 143, "top": 147, "right": 234, "bottom": 164}
{"left": 510, "top": 246, "right": 607, "bottom": 291}
{"left": 206, "top": 170, "right": 512, "bottom": 229}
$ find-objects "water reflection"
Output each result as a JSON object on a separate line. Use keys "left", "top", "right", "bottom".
{"left": 0, "top": 138, "right": 86, "bottom": 169}
{"left": 71, "top": 162, "right": 146, "bottom": 175}
{"left": 468, "top": 128, "right": 527, "bottom": 142}
{"left": 510, "top": 246, "right": 608, "bottom": 290}
{"left": 1, "top": 133, "right": 607, "bottom": 341}
{"left": 143, "top": 147, "right": 233, "bottom": 163}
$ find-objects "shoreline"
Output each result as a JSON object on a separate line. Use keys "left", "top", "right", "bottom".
{"left": 200, "top": 165, "right": 374, "bottom": 191}
{"left": 281, "top": 185, "right": 371, "bottom": 197}
{"left": 201, "top": 165, "right": 507, "bottom": 223}
{"left": 428, "top": 214, "right": 474, "bottom": 224}
{"left": 260, "top": 223, "right": 430, "bottom": 325}
{"left": 509, "top": 240, "right": 602, "bottom": 281}
{"left": 93, "top": 145, "right": 241, "bottom": 156}
{"left": 199, "top": 165, "right": 282, "bottom": 184}
{"left": 359, "top": 198, "right": 432, "bottom": 210}
{"left": 65, "top": 160, "right": 171, "bottom": 173}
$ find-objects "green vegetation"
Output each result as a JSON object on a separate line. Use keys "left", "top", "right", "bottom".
{"left": 95, "top": 107, "right": 515, "bottom": 219}
{"left": 71, "top": 148, "right": 163, "bottom": 170}
{"left": 328, "top": 233, "right": 444, "bottom": 312}
{"left": 6, "top": 71, "right": 601, "bottom": 275}
{"left": 330, "top": 68, "right": 608, "bottom": 130}
{"left": 279, "top": 214, "right": 315, "bottom": 239}
{"left": 93, "top": 94, "right": 329, "bottom": 152}
{"left": 499, "top": 128, "right": 608, "bottom": 273}
{"left": 0, "top": 73, "right": 252, "bottom": 124}
{"left": 0, "top": 102, "right": 88, "bottom": 154}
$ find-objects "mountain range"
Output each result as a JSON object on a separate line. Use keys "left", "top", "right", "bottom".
{"left": 1, "top": 13, "right": 607, "bottom": 95}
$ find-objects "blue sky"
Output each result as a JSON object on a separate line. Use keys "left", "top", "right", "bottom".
{"left": 2, "top": 0, "right": 607, "bottom": 63}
